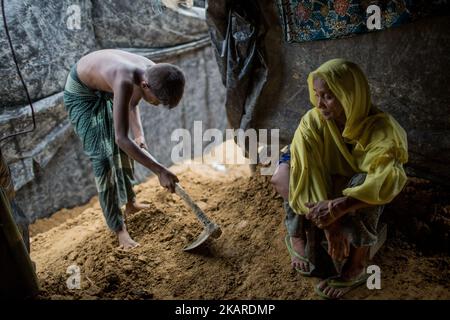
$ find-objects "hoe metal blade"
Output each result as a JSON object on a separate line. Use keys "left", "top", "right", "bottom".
{"left": 175, "top": 183, "right": 222, "bottom": 251}
{"left": 183, "top": 222, "right": 222, "bottom": 251}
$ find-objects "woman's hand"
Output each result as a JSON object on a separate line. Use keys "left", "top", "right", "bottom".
{"left": 305, "top": 200, "right": 338, "bottom": 228}
{"left": 324, "top": 222, "right": 350, "bottom": 262}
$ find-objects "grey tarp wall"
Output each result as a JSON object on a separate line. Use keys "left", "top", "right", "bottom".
{"left": 0, "top": 1, "right": 226, "bottom": 221}
{"left": 206, "top": 0, "right": 450, "bottom": 185}
{"left": 0, "top": 0, "right": 208, "bottom": 108}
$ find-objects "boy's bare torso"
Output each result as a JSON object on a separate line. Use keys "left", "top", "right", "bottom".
{"left": 77, "top": 49, "right": 155, "bottom": 103}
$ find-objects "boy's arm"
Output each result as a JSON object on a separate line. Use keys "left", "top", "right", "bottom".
{"left": 129, "top": 102, "right": 147, "bottom": 149}
{"left": 113, "top": 81, "right": 178, "bottom": 192}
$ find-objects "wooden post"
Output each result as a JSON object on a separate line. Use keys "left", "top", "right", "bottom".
{"left": 0, "top": 187, "right": 39, "bottom": 299}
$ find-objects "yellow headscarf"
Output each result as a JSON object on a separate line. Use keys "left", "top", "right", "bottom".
{"left": 288, "top": 59, "right": 408, "bottom": 214}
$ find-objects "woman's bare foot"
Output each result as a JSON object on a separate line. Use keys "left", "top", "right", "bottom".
{"left": 290, "top": 236, "right": 310, "bottom": 273}
{"left": 124, "top": 199, "right": 150, "bottom": 217}
{"left": 116, "top": 225, "right": 140, "bottom": 250}
{"left": 317, "top": 246, "right": 368, "bottom": 299}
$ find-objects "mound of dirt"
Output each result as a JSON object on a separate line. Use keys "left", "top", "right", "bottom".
{"left": 31, "top": 162, "right": 450, "bottom": 300}
{"left": 29, "top": 197, "right": 99, "bottom": 237}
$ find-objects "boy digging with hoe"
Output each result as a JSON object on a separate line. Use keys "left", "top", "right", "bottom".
{"left": 64, "top": 49, "right": 185, "bottom": 250}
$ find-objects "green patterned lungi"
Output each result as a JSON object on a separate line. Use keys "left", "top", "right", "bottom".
{"left": 63, "top": 64, "right": 136, "bottom": 232}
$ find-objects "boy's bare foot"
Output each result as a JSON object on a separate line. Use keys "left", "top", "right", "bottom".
{"left": 290, "top": 236, "right": 310, "bottom": 273}
{"left": 117, "top": 225, "right": 140, "bottom": 250}
{"left": 124, "top": 199, "right": 150, "bottom": 216}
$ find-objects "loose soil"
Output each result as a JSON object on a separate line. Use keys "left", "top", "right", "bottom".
{"left": 30, "top": 145, "right": 450, "bottom": 300}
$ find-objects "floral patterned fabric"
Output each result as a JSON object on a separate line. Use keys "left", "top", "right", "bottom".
{"left": 277, "top": 0, "right": 449, "bottom": 43}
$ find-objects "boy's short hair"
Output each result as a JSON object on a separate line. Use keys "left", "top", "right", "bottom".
{"left": 144, "top": 63, "right": 185, "bottom": 107}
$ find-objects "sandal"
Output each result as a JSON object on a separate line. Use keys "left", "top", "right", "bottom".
{"left": 284, "top": 235, "right": 314, "bottom": 277}
{"left": 314, "top": 271, "right": 369, "bottom": 299}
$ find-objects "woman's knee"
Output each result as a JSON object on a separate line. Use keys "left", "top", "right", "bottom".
{"left": 271, "top": 163, "right": 288, "bottom": 183}
{"left": 271, "top": 163, "right": 290, "bottom": 198}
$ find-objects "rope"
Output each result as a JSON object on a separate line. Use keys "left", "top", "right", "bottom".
{"left": 0, "top": 0, "right": 36, "bottom": 143}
